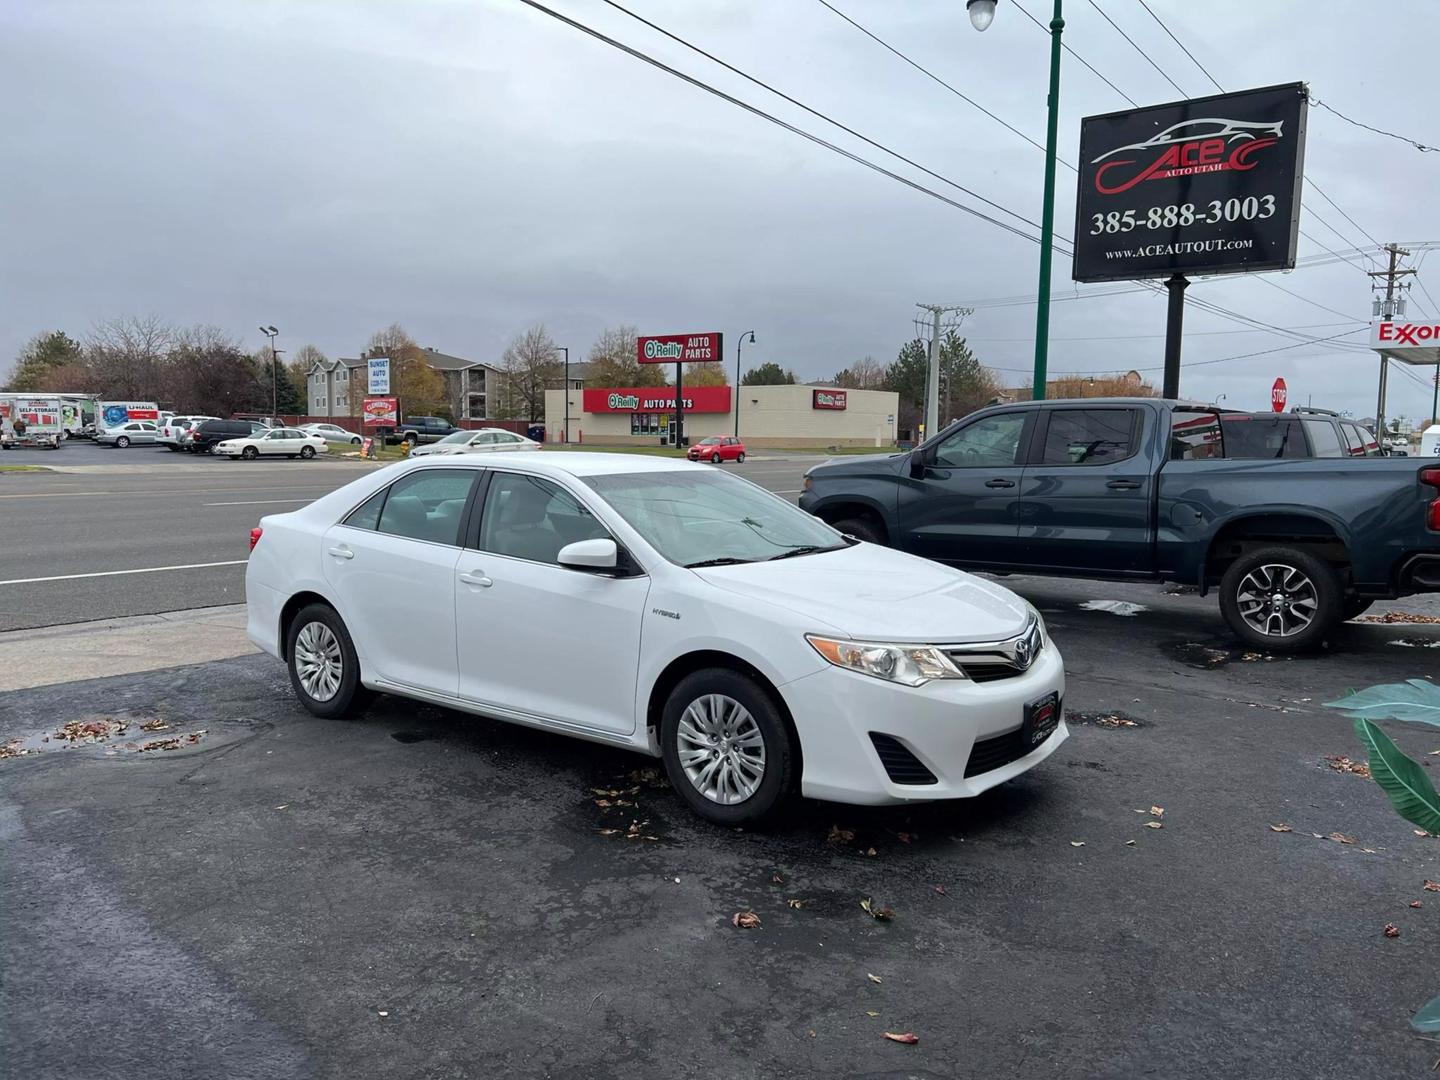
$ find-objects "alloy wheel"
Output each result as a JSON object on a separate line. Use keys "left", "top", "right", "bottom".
{"left": 1235, "top": 563, "right": 1318, "bottom": 638}
{"left": 676, "top": 693, "right": 766, "bottom": 805}
{"left": 294, "top": 621, "right": 343, "bottom": 701}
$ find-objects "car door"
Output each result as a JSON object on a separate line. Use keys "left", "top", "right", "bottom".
{"left": 454, "top": 470, "right": 650, "bottom": 735}
{"left": 1015, "top": 406, "right": 1154, "bottom": 574}
{"left": 467, "top": 432, "right": 501, "bottom": 454}
{"left": 896, "top": 410, "right": 1035, "bottom": 566}
{"left": 262, "top": 431, "right": 291, "bottom": 455}
{"left": 322, "top": 468, "right": 478, "bottom": 695}
{"left": 136, "top": 422, "right": 158, "bottom": 444}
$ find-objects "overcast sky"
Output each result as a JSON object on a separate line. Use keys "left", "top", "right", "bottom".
{"left": 3, "top": 0, "right": 1438, "bottom": 418}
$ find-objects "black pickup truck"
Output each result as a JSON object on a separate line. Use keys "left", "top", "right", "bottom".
{"left": 799, "top": 398, "right": 1440, "bottom": 651}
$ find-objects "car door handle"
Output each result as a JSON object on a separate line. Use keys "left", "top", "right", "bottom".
{"left": 1106, "top": 480, "right": 1141, "bottom": 490}
{"left": 327, "top": 546, "right": 354, "bottom": 560}
{"left": 984, "top": 478, "right": 1016, "bottom": 489}
{"left": 458, "top": 571, "right": 493, "bottom": 588}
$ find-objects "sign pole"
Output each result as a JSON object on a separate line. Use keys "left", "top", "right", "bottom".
{"left": 675, "top": 361, "right": 684, "bottom": 448}
{"left": 1162, "top": 273, "right": 1188, "bottom": 399}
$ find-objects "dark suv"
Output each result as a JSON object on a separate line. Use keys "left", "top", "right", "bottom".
{"left": 387, "top": 416, "right": 459, "bottom": 446}
{"left": 189, "top": 418, "right": 269, "bottom": 453}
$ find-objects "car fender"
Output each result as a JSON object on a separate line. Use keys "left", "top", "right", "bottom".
{"left": 1170, "top": 502, "right": 1357, "bottom": 583}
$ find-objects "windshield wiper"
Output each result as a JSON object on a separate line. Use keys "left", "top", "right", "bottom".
{"left": 684, "top": 556, "right": 755, "bottom": 568}
{"left": 765, "top": 544, "right": 842, "bottom": 561}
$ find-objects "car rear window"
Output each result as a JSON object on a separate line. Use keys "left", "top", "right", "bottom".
{"left": 1169, "top": 410, "right": 1223, "bottom": 459}
{"left": 1218, "top": 416, "right": 1307, "bottom": 459}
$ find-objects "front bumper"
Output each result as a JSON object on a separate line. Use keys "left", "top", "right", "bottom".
{"left": 780, "top": 640, "right": 1067, "bottom": 805}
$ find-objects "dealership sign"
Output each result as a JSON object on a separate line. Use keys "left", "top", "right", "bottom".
{"left": 583, "top": 386, "right": 732, "bottom": 413}
{"left": 362, "top": 396, "right": 399, "bottom": 428}
{"left": 1074, "top": 83, "right": 1307, "bottom": 282}
{"left": 367, "top": 357, "right": 391, "bottom": 395}
{"left": 637, "top": 333, "right": 724, "bottom": 364}
{"left": 812, "top": 389, "right": 847, "bottom": 410}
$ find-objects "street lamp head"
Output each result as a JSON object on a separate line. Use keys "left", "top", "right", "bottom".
{"left": 966, "top": 0, "right": 997, "bottom": 32}
{"left": 747, "top": 331, "right": 756, "bottom": 344}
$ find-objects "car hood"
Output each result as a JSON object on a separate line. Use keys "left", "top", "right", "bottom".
{"left": 806, "top": 452, "right": 910, "bottom": 481}
{"left": 692, "top": 542, "right": 1032, "bottom": 643}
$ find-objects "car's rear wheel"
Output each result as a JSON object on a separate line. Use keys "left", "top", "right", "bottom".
{"left": 660, "top": 668, "right": 794, "bottom": 825}
{"left": 351, "top": 437, "right": 361, "bottom": 445}
{"left": 736, "top": 451, "right": 745, "bottom": 463}
{"left": 115, "top": 436, "right": 129, "bottom": 448}
{"left": 300, "top": 445, "right": 315, "bottom": 459}
{"left": 1219, "top": 546, "right": 1341, "bottom": 652}
{"left": 286, "top": 604, "right": 369, "bottom": 719}
{"left": 242, "top": 446, "right": 258, "bottom": 460}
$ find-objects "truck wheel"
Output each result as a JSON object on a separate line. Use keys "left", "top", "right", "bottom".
{"left": 833, "top": 516, "right": 886, "bottom": 546}
{"left": 1219, "top": 546, "right": 1341, "bottom": 652}
{"left": 1342, "top": 597, "right": 1375, "bottom": 621}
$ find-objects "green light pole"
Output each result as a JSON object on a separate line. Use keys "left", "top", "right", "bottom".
{"left": 969, "top": 0, "right": 1062, "bottom": 401}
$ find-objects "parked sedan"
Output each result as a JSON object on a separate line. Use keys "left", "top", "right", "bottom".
{"left": 246, "top": 453, "right": 1065, "bottom": 824}
{"left": 96, "top": 421, "right": 158, "bottom": 447}
{"left": 215, "top": 428, "right": 329, "bottom": 460}
{"left": 687, "top": 435, "right": 746, "bottom": 464}
{"left": 409, "top": 428, "right": 540, "bottom": 457}
{"left": 301, "top": 423, "right": 363, "bottom": 447}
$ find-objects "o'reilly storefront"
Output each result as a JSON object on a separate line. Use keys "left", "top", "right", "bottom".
{"left": 544, "top": 383, "right": 899, "bottom": 448}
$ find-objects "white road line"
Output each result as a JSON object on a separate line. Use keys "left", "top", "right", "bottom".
{"left": 0, "top": 486, "right": 336, "bottom": 500}
{"left": 0, "top": 560, "right": 248, "bottom": 587}
{"left": 771, "top": 489, "right": 803, "bottom": 495}
{"left": 203, "top": 498, "right": 312, "bottom": 506}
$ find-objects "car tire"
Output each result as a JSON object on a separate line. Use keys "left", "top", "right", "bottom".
{"left": 711, "top": 452, "right": 722, "bottom": 464}
{"left": 736, "top": 451, "right": 745, "bottom": 463}
{"left": 404, "top": 433, "right": 418, "bottom": 447}
{"left": 1219, "top": 546, "right": 1341, "bottom": 653}
{"left": 242, "top": 446, "right": 259, "bottom": 460}
{"left": 1342, "top": 596, "right": 1375, "bottom": 621}
{"left": 832, "top": 516, "right": 887, "bottom": 546}
{"left": 660, "top": 668, "right": 795, "bottom": 826}
{"left": 351, "top": 437, "right": 361, "bottom": 445}
{"left": 300, "top": 446, "right": 316, "bottom": 459}
{"left": 115, "top": 436, "right": 130, "bottom": 448}
{"left": 285, "top": 603, "right": 370, "bottom": 719}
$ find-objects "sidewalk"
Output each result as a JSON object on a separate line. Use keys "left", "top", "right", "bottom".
{"left": 0, "top": 605, "right": 257, "bottom": 691}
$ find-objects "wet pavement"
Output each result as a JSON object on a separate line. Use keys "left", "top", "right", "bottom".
{"left": 2, "top": 580, "right": 1439, "bottom": 1079}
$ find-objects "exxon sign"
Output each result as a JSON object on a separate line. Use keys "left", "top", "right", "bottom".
{"left": 637, "top": 333, "right": 723, "bottom": 364}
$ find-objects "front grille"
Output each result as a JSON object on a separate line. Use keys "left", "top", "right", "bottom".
{"left": 945, "top": 619, "right": 1044, "bottom": 684}
{"left": 869, "top": 733, "right": 938, "bottom": 785}
{"left": 964, "top": 728, "right": 1029, "bottom": 778}
{"left": 951, "top": 659, "right": 1024, "bottom": 683}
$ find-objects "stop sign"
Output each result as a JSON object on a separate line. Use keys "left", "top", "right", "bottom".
{"left": 1271, "top": 377, "right": 1287, "bottom": 413}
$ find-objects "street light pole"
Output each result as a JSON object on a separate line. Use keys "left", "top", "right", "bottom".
{"left": 558, "top": 346, "right": 570, "bottom": 444}
{"left": 260, "top": 325, "right": 280, "bottom": 420}
{"left": 970, "top": 0, "right": 1062, "bottom": 401}
{"left": 735, "top": 330, "right": 754, "bottom": 436}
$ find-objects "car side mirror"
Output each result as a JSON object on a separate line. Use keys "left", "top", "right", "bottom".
{"left": 557, "top": 538, "right": 619, "bottom": 573}
{"left": 908, "top": 450, "right": 928, "bottom": 478}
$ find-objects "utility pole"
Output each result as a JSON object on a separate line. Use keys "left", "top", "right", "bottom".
{"left": 1367, "top": 243, "right": 1414, "bottom": 439}
{"left": 915, "top": 304, "right": 971, "bottom": 440}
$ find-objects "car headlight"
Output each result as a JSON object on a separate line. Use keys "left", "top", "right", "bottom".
{"left": 806, "top": 635, "right": 966, "bottom": 687}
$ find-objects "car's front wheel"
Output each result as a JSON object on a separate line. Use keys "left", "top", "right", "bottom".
{"left": 711, "top": 452, "right": 722, "bottom": 464}
{"left": 286, "top": 603, "right": 369, "bottom": 719}
{"left": 660, "top": 668, "right": 794, "bottom": 825}
{"left": 1219, "top": 546, "right": 1341, "bottom": 652}
{"left": 242, "top": 446, "right": 258, "bottom": 460}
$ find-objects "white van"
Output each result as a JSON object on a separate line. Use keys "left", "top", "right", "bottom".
{"left": 0, "top": 396, "right": 64, "bottom": 450}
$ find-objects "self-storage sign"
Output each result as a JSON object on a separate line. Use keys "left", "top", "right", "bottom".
{"left": 637, "top": 333, "right": 723, "bottom": 364}
{"left": 1074, "top": 83, "right": 1307, "bottom": 282}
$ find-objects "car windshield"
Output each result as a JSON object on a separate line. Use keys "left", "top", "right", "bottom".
{"left": 583, "top": 469, "right": 847, "bottom": 567}
{"left": 698, "top": 437, "right": 722, "bottom": 445}
{"left": 437, "top": 431, "right": 473, "bottom": 445}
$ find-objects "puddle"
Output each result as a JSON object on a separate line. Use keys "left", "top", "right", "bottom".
{"left": 1162, "top": 640, "right": 1289, "bottom": 671}
{"left": 0, "top": 714, "right": 208, "bottom": 761}
{"left": 1066, "top": 710, "right": 1147, "bottom": 729}
{"left": 585, "top": 766, "right": 674, "bottom": 845}
{"left": 390, "top": 731, "right": 431, "bottom": 744}
{"left": 1079, "top": 600, "right": 1148, "bottom": 616}
{"left": 1388, "top": 638, "right": 1440, "bottom": 649}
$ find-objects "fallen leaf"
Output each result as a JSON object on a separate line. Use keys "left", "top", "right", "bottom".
{"left": 1125, "top": 840, "right": 1136, "bottom": 846}
{"left": 1384, "top": 923, "right": 1401, "bottom": 938}
{"left": 1328, "top": 832, "right": 1357, "bottom": 845}
{"left": 1410, "top": 900, "right": 1423, "bottom": 909}
{"left": 1149, "top": 806, "right": 1165, "bottom": 817}
{"left": 1425, "top": 881, "right": 1440, "bottom": 892}
{"left": 378, "top": 1010, "right": 389, "bottom": 1017}
{"left": 787, "top": 898, "right": 808, "bottom": 909}
{"left": 866, "top": 1010, "right": 880, "bottom": 1018}
{"left": 1415, "top": 830, "right": 1431, "bottom": 838}
{"left": 807, "top": 1029, "right": 816, "bottom": 1039}
{"left": 1145, "top": 821, "right": 1164, "bottom": 829}
{"left": 865, "top": 847, "right": 878, "bottom": 857}
{"left": 932, "top": 884, "right": 947, "bottom": 896}
{"left": 860, "top": 898, "right": 895, "bottom": 921}
{"left": 883, "top": 1032, "right": 919, "bottom": 1045}
{"left": 597, "top": 828, "right": 619, "bottom": 836}
{"left": 827, "top": 825, "right": 855, "bottom": 844}
{"left": 732, "top": 910, "right": 761, "bottom": 929}
{"left": 139, "top": 718, "right": 170, "bottom": 732}
{"left": 1323, "top": 755, "right": 1372, "bottom": 779}
{"left": 1269, "top": 824, "right": 1293, "bottom": 833}
{"left": 867, "top": 973, "right": 882, "bottom": 984}
{"left": 1361, "top": 848, "right": 1377, "bottom": 854}
{"left": 594, "top": 799, "right": 612, "bottom": 808}
{"left": 1070, "top": 841, "right": 1085, "bottom": 848}
{"left": 772, "top": 872, "right": 785, "bottom": 885}
{"left": 274, "top": 804, "right": 288, "bottom": 811}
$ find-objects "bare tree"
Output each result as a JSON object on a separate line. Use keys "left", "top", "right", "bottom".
{"left": 86, "top": 315, "right": 174, "bottom": 400}
{"left": 834, "top": 355, "right": 886, "bottom": 390}
{"left": 675, "top": 361, "right": 728, "bottom": 387}
{"left": 167, "top": 325, "right": 265, "bottom": 417}
{"left": 585, "top": 325, "right": 666, "bottom": 388}
{"left": 497, "top": 323, "right": 561, "bottom": 422}
{"left": 363, "top": 323, "right": 445, "bottom": 415}
{"left": 289, "top": 343, "right": 327, "bottom": 388}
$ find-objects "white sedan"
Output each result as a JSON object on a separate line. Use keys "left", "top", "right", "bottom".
{"left": 408, "top": 428, "right": 539, "bottom": 457}
{"left": 301, "top": 423, "right": 363, "bottom": 447}
{"left": 245, "top": 453, "right": 1065, "bottom": 823}
{"left": 215, "top": 428, "right": 329, "bottom": 460}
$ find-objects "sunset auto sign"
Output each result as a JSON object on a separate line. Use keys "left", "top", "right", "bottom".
{"left": 1074, "top": 83, "right": 1307, "bottom": 282}
{"left": 583, "top": 387, "right": 732, "bottom": 413}
{"left": 637, "top": 333, "right": 724, "bottom": 364}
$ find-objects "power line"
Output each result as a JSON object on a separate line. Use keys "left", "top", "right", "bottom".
{"left": 1309, "top": 97, "right": 1439, "bottom": 154}
{"left": 813, "top": 0, "right": 1073, "bottom": 171}
{"left": 1308, "top": 182, "right": 1381, "bottom": 249}
{"left": 968, "top": 320, "right": 1354, "bottom": 343}
{"left": 1010, "top": 0, "right": 1137, "bottom": 107}
{"left": 598, "top": 0, "right": 1048, "bottom": 235}
{"left": 1134, "top": 0, "right": 1223, "bottom": 93}
{"left": 512, "top": 0, "right": 1050, "bottom": 247}
{"left": 984, "top": 327, "right": 1369, "bottom": 375}
{"left": 1083, "top": 0, "right": 1187, "bottom": 98}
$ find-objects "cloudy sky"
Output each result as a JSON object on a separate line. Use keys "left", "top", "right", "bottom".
{"left": 3, "top": 0, "right": 1438, "bottom": 418}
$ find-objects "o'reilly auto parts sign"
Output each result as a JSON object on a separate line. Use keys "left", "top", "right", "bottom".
{"left": 637, "top": 332, "right": 723, "bottom": 364}
{"left": 1074, "top": 83, "right": 1307, "bottom": 282}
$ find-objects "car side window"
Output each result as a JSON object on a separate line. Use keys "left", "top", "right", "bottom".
{"left": 933, "top": 413, "right": 1026, "bottom": 468}
{"left": 1340, "top": 423, "right": 1364, "bottom": 456}
{"left": 344, "top": 489, "right": 387, "bottom": 531}
{"left": 1169, "top": 410, "right": 1222, "bottom": 459}
{"left": 1303, "top": 420, "right": 1344, "bottom": 457}
{"left": 477, "top": 472, "right": 610, "bottom": 564}
{"left": 1040, "top": 409, "right": 1139, "bottom": 466}
{"left": 376, "top": 470, "right": 476, "bottom": 545}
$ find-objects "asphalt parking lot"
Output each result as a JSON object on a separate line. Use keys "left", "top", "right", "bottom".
{"left": 3, "top": 453, "right": 1439, "bottom": 1079}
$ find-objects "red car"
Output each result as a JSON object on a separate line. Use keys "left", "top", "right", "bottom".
{"left": 687, "top": 435, "right": 746, "bottom": 464}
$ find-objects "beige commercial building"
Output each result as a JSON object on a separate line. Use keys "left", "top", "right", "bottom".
{"left": 543, "top": 383, "right": 900, "bottom": 448}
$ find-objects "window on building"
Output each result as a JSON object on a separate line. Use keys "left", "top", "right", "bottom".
{"left": 571, "top": 380, "right": 583, "bottom": 390}
{"left": 631, "top": 413, "right": 660, "bottom": 436}
{"left": 338, "top": 369, "right": 348, "bottom": 381}
{"left": 315, "top": 397, "right": 326, "bottom": 411}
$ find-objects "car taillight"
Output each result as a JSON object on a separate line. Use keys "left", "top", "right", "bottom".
{"left": 1422, "top": 467, "right": 1440, "bottom": 531}
{"left": 249, "top": 527, "right": 263, "bottom": 553}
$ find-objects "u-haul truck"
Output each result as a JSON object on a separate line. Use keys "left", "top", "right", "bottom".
{"left": 0, "top": 395, "right": 64, "bottom": 449}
